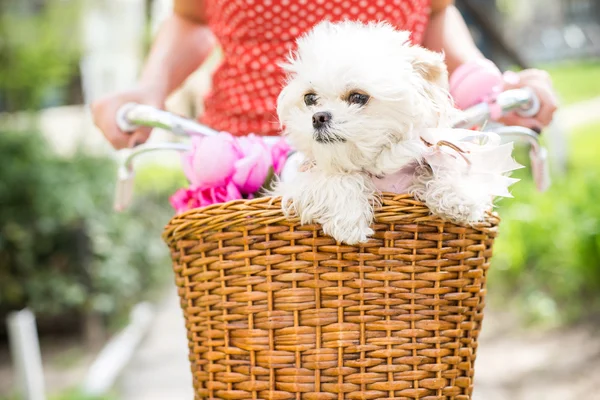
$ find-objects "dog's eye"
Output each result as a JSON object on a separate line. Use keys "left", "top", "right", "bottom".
{"left": 304, "top": 93, "right": 318, "bottom": 106}
{"left": 348, "top": 92, "right": 370, "bottom": 106}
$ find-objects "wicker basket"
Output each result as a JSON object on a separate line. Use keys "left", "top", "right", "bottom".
{"left": 163, "top": 193, "right": 499, "bottom": 400}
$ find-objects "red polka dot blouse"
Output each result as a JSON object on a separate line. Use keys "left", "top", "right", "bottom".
{"left": 201, "top": 0, "right": 432, "bottom": 136}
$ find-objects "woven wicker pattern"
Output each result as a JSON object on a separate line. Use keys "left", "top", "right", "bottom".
{"left": 163, "top": 194, "right": 499, "bottom": 400}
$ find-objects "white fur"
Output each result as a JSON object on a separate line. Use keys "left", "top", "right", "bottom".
{"left": 409, "top": 164, "right": 492, "bottom": 225}
{"left": 274, "top": 21, "right": 489, "bottom": 244}
{"left": 279, "top": 170, "right": 377, "bottom": 244}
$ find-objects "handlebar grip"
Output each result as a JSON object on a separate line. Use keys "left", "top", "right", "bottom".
{"left": 515, "top": 88, "right": 541, "bottom": 118}
{"left": 116, "top": 102, "right": 141, "bottom": 133}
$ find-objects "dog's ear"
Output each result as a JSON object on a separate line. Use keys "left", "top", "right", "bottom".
{"left": 276, "top": 83, "right": 292, "bottom": 129}
{"left": 410, "top": 46, "right": 449, "bottom": 88}
{"left": 409, "top": 46, "right": 459, "bottom": 126}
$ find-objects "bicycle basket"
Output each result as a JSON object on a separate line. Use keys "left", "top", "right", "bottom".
{"left": 162, "top": 193, "right": 499, "bottom": 400}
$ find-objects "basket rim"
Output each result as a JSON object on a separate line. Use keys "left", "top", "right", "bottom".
{"left": 163, "top": 192, "right": 500, "bottom": 244}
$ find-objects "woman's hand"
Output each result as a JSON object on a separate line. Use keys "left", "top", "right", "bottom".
{"left": 91, "top": 86, "right": 165, "bottom": 149}
{"left": 501, "top": 69, "right": 559, "bottom": 132}
{"left": 423, "top": 1, "right": 558, "bottom": 131}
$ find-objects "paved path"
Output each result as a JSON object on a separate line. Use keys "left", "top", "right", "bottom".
{"left": 558, "top": 96, "right": 600, "bottom": 131}
{"left": 473, "top": 312, "right": 600, "bottom": 400}
{"left": 119, "top": 289, "right": 193, "bottom": 400}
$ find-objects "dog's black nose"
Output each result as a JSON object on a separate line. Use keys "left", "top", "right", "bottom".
{"left": 312, "top": 111, "right": 332, "bottom": 130}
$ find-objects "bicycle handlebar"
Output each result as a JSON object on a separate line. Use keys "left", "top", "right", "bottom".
{"left": 113, "top": 142, "right": 191, "bottom": 212}
{"left": 117, "top": 102, "right": 219, "bottom": 137}
{"left": 113, "top": 88, "right": 549, "bottom": 211}
{"left": 453, "top": 88, "right": 541, "bottom": 129}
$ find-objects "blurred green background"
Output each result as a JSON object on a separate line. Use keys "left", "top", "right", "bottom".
{"left": 0, "top": 0, "right": 598, "bottom": 399}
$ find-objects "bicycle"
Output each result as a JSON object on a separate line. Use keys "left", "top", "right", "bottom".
{"left": 111, "top": 88, "right": 549, "bottom": 400}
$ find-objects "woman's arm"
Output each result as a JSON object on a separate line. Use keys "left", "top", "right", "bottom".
{"left": 422, "top": 0, "right": 484, "bottom": 75}
{"left": 139, "top": 0, "right": 215, "bottom": 101}
{"left": 92, "top": 0, "right": 216, "bottom": 149}
{"left": 424, "top": 0, "right": 558, "bottom": 129}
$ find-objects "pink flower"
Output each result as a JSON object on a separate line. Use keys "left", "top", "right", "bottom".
{"left": 169, "top": 181, "right": 242, "bottom": 214}
{"left": 232, "top": 134, "right": 273, "bottom": 194}
{"left": 270, "top": 138, "right": 292, "bottom": 175}
{"left": 181, "top": 133, "right": 241, "bottom": 188}
{"left": 173, "top": 133, "right": 288, "bottom": 213}
{"left": 169, "top": 187, "right": 200, "bottom": 214}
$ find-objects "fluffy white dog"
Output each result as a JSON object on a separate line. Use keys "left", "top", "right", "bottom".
{"left": 275, "top": 21, "right": 519, "bottom": 244}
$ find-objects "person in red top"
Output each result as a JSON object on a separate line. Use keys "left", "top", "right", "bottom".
{"left": 92, "top": 0, "right": 557, "bottom": 149}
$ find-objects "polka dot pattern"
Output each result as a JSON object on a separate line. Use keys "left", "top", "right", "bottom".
{"left": 202, "top": 0, "right": 431, "bottom": 136}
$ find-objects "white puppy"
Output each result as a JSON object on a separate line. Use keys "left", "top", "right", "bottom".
{"left": 275, "top": 21, "right": 508, "bottom": 244}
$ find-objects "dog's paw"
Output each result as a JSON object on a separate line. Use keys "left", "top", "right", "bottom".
{"left": 411, "top": 165, "right": 491, "bottom": 225}
{"left": 432, "top": 202, "right": 488, "bottom": 225}
{"left": 322, "top": 219, "right": 374, "bottom": 245}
